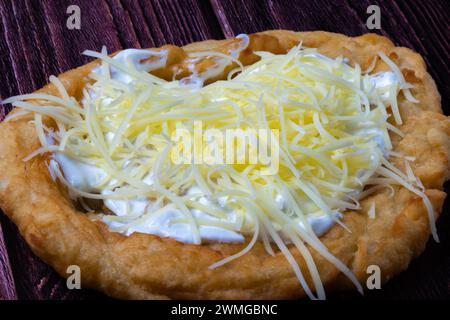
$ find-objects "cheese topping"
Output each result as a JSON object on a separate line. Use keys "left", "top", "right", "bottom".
{"left": 4, "top": 38, "right": 434, "bottom": 300}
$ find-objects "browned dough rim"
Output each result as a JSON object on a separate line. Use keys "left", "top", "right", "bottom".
{"left": 0, "top": 30, "right": 449, "bottom": 299}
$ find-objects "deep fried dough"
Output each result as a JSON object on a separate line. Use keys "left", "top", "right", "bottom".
{"left": 0, "top": 30, "right": 449, "bottom": 299}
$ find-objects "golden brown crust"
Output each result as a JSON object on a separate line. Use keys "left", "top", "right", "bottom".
{"left": 0, "top": 30, "right": 449, "bottom": 299}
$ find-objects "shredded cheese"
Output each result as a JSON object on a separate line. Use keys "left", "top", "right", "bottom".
{"left": 4, "top": 43, "right": 434, "bottom": 299}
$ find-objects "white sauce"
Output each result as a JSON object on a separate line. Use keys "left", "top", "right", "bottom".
{"left": 106, "top": 206, "right": 244, "bottom": 243}
{"left": 54, "top": 153, "right": 107, "bottom": 191}
{"left": 92, "top": 48, "right": 168, "bottom": 84}
{"left": 54, "top": 40, "right": 399, "bottom": 244}
{"left": 305, "top": 212, "right": 342, "bottom": 236}
{"left": 102, "top": 191, "right": 151, "bottom": 217}
{"left": 53, "top": 151, "right": 346, "bottom": 241}
{"left": 369, "top": 71, "right": 398, "bottom": 102}
{"left": 229, "top": 34, "right": 249, "bottom": 58}
{"left": 179, "top": 74, "right": 204, "bottom": 89}
{"left": 52, "top": 152, "right": 245, "bottom": 243}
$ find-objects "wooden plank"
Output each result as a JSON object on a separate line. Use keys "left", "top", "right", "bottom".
{"left": 0, "top": 1, "right": 18, "bottom": 120}
{"left": 105, "top": 0, "right": 225, "bottom": 49}
{"left": 144, "top": 0, "right": 224, "bottom": 46}
{"left": 108, "top": 0, "right": 157, "bottom": 48}
{"left": 347, "top": 0, "right": 449, "bottom": 109}
{"left": 38, "top": 0, "right": 122, "bottom": 71}
{"left": 0, "top": 0, "right": 122, "bottom": 300}
{"left": 0, "top": 0, "right": 44, "bottom": 98}
{"left": 210, "top": 0, "right": 367, "bottom": 37}
{"left": 0, "top": 220, "right": 17, "bottom": 300}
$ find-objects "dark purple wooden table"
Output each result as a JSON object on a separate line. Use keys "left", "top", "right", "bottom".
{"left": 0, "top": 0, "right": 449, "bottom": 300}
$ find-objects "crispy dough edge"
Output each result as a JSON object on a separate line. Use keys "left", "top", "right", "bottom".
{"left": 0, "top": 30, "right": 449, "bottom": 299}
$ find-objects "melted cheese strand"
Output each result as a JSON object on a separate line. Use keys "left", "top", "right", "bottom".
{"left": 256, "top": 205, "right": 317, "bottom": 300}
{"left": 378, "top": 51, "right": 419, "bottom": 104}
{"left": 376, "top": 166, "right": 438, "bottom": 241}
{"left": 208, "top": 202, "right": 260, "bottom": 269}
{"left": 284, "top": 226, "right": 326, "bottom": 299}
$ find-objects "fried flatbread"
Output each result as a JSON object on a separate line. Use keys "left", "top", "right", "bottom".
{"left": 0, "top": 30, "right": 448, "bottom": 299}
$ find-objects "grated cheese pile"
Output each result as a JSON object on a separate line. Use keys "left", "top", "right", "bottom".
{"left": 4, "top": 42, "right": 436, "bottom": 300}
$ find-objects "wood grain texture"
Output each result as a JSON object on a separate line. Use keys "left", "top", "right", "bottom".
{"left": 0, "top": 221, "right": 16, "bottom": 300}
{"left": 0, "top": 0, "right": 448, "bottom": 300}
